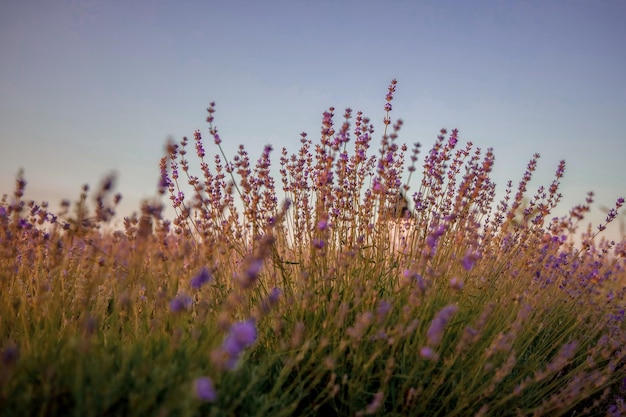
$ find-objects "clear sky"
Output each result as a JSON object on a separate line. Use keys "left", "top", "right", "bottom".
{"left": 1, "top": 0, "right": 625, "bottom": 241}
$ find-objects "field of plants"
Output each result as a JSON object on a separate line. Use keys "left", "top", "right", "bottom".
{"left": 1, "top": 80, "right": 625, "bottom": 416}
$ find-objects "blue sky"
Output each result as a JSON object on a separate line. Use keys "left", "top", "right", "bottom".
{"left": 1, "top": 0, "right": 625, "bottom": 240}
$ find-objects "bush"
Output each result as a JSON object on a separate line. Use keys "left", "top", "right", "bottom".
{"left": 1, "top": 80, "right": 625, "bottom": 416}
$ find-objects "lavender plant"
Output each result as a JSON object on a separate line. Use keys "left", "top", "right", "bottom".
{"left": 1, "top": 80, "right": 625, "bottom": 417}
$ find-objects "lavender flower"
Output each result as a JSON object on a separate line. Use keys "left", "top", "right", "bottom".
{"left": 194, "top": 377, "right": 217, "bottom": 402}
{"left": 2, "top": 343, "right": 19, "bottom": 365}
{"left": 461, "top": 250, "right": 481, "bottom": 271}
{"left": 17, "top": 218, "right": 30, "bottom": 229}
{"left": 231, "top": 320, "right": 257, "bottom": 347}
{"left": 546, "top": 340, "right": 578, "bottom": 373}
{"left": 312, "top": 238, "right": 325, "bottom": 249}
{"left": 169, "top": 293, "right": 192, "bottom": 312}
{"left": 403, "top": 269, "right": 427, "bottom": 293}
{"left": 190, "top": 267, "right": 212, "bottom": 289}
{"left": 261, "top": 287, "right": 282, "bottom": 313}
{"left": 193, "top": 130, "right": 206, "bottom": 158}
{"left": 448, "top": 129, "right": 458, "bottom": 147}
{"left": 608, "top": 399, "right": 626, "bottom": 417}
{"left": 364, "top": 391, "right": 384, "bottom": 415}
{"left": 420, "top": 346, "right": 439, "bottom": 361}
{"left": 376, "top": 300, "right": 392, "bottom": 322}
{"left": 449, "top": 276, "right": 464, "bottom": 290}
{"left": 245, "top": 259, "right": 263, "bottom": 283}
{"left": 221, "top": 320, "right": 257, "bottom": 369}
{"left": 426, "top": 304, "right": 458, "bottom": 346}
{"left": 425, "top": 224, "right": 446, "bottom": 253}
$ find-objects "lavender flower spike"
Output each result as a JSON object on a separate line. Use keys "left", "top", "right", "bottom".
{"left": 191, "top": 267, "right": 212, "bottom": 289}
{"left": 194, "top": 377, "right": 217, "bottom": 402}
{"left": 426, "top": 304, "right": 458, "bottom": 346}
{"left": 221, "top": 320, "right": 258, "bottom": 369}
{"left": 169, "top": 293, "right": 192, "bottom": 312}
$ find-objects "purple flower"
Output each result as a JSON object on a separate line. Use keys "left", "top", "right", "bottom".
{"left": 448, "top": 131, "right": 458, "bottom": 147}
{"left": 546, "top": 341, "right": 578, "bottom": 373}
{"left": 449, "top": 276, "right": 464, "bottom": 290}
{"left": 376, "top": 300, "right": 392, "bottom": 322}
{"left": 191, "top": 267, "right": 212, "bottom": 289}
{"left": 461, "top": 250, "right": 481, "bottom": 271}
{"left": 420, "top": 346, "right": 439, "bottom": 361}
{"left": 221, "top": 320, "right": 257, "bottom": 369}
{"left": 426, "top": 224, "right": 446, "bottom": 251}
{"left": 312, "top": 238, "right": 325, "bottom": 249}
{"left": 608, "top": 401, "right": 625, "bottom": 417}
{"left": 2, "top": 343, "right": 19, "bottom": 365}
{"left": 261, "top": 287, "right": 282, "bottom": 312}
{"left": 17, "top": 218, "right": 30, "bottom": 229}
{"left": 169, "top": 293, "right": 192, "bottom": 312}
{"left": 230, "top": 320, "right": 257, "bottom": 347}
{"left": 194, "top": 130, "right": 206, "bottom": 158}
{"left": 365, "top": 391, "right": 384, "bottom": 414}
{"left": 426, "top": 304, "right": 458, "bottom": 346}
{"left": 246, "top": 259, "right": 263, "bottom": 283}
{"left": 170, "top": 161, "right": 179, "bottom": 180}
{"left": 0, "top": 206, "right": 6, "bottom": 217}
{"left": 268, "top": 287, "right": 282, "bottom": 304}
{"left": 194, "top": 377, "right": 217, "bottom": 402}
{"left": 403, "top": 269, "right": 427, "bottom": 293}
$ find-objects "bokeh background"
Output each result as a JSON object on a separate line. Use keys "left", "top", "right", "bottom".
{"left": 1, "top": 0, "right": 625, "bottom": 240}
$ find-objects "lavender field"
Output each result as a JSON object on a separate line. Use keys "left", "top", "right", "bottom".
{"left": 1, "top": 81, "right": 625, "bottom": 416}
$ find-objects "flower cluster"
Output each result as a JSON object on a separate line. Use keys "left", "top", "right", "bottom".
{"left": 214, "top": 320, "right": 257, "bottom": 370}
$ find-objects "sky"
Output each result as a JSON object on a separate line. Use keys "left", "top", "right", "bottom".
{"left": 1, "top": 0, "right": 625, "bottom": 241}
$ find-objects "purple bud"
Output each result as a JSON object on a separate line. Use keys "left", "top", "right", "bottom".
{"left": 230, "top": 320, "right": 257, "bottom": 348}
{"left": 404, "top": 269, "right": 426, "bottom": 293}
{"left": 312, "top": 238, "right": 325, "bottom": 249}
{"left": 194, "top": 377, "right": 217, "bottom": 402}
{"left": 169, "top": 294, "right": 192, "bottom": 312}
{"left": 420, "top": 346, "right": 439, "bottom": 361}
{"left": 426, "top": 304, "right": 458, "bottom": 346}
{"left": 191, "top": 267, "right": 212, "bottom": 289}
{"left": 246, "top": 259, "right": 263, "bottom": 282}
{"left": 221, "top": 320, "right": 257, "bottom": 369}
{"left": 261, "top": 287, "right": 282, "bottom": 312}
{"left": 2, "top": 343, "right": 19, "bottom": 365}
{"left": 376, "top": 300, "right": 392, "bottom": 322}
{"left": 449, "top": 276, "right": 464, "bottom": 290}
{"left": 268, "top": 287, "right": 282, "bottom": 303}
{"left": 461, "top": 250, "right": 481, "bottom": 271}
